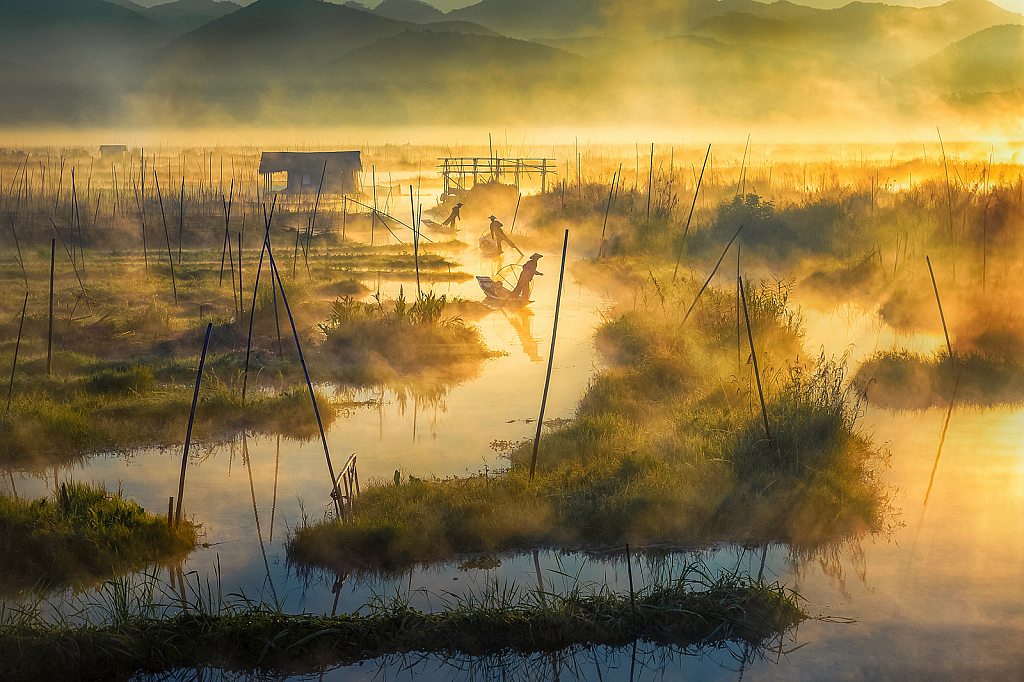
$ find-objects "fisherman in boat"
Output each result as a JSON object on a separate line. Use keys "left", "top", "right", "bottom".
{"left": 510, "top": 253, "right": 543, "bottom": 300}
{"left": 487, "top": 215, "right": 524, "bottom": 257}
{"left": 440, "top": 202, "right": 462, "bottom": 229}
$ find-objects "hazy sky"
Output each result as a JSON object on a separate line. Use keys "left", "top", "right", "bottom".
{"left": 132, "top": 0, "right": 1024, "bottom": 14}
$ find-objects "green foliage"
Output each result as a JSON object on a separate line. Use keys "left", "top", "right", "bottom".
{"left": 0, "top": 483, "right": 197, "bottom": 587}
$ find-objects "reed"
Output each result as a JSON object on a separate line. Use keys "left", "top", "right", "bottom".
{"left": 0, "top": 560, "right": 802, "bottom": 680}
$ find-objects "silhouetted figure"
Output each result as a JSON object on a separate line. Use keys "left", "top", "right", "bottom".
{"left": 440, "top": 202, "right": 462, "bottom": 229}
{"left": 488, "top": 215, "right": 524, "bottom": 256}
{"left": 510, "top": 253, "right": 543, "bottom": 300}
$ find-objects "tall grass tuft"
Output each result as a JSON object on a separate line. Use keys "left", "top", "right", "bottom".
{"left": 0, "top": 483, "right": 198, "bottom": 587}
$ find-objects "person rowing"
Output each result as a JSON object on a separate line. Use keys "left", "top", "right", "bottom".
{"left": 487, "top": 215, "right": 524, "bottom": 257}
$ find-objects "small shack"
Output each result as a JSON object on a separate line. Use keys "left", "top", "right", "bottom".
{"left": 99, "top": 145, "right": 128, "bottom": 156}
{"left": 258, "top": 151, "right": 362, "bottom": 195}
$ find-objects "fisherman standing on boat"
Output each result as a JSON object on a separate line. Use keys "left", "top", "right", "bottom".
{"left": 510, "top": 253, "right": 543, "bottom": 300}
{"left": 440, "top": 202, "right": 462, "bottom": 229}
{"left": 488, "top": 215, "right": 524, "bottom": 257}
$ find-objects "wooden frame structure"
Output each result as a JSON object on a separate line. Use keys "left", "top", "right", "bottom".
{"left": 330, "top": 453, "right": 360, "bottom": 522}
{"left": 438, "top": 157, "right": 556, "bottom": 195}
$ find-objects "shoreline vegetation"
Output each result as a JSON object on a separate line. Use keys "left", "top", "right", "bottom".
{"left": 0, "top": 483, "right": 198, "bottom": 590}
{"left": 855, "top": 349, "right": 1024, "bottom": 409}
{"left": 1, "top": 275, "right": 496, "bottom": 466}
{"left": 289, "top": 273, "right": 893, "bottom": 572}
{"left": 0, "top": 563, "right": 803, "bottom": 681}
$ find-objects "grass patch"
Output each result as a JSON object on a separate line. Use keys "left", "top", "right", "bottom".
{"left": 289, "top": 274, "right": 891, "bottom": 571}
{"left": 0, "top": 483, "right": 197, "bottom": 590}
{"left": 0, "top": 374, "right": 342, "bottom": 467}
{"left": 317, "top": 290, "right": 501, "bottom": 385}
{"left": 855, "top": 349, "right": 1024, "bottom": 409}
{"left": 0, "top": 562, "right": 803, "bottom": 680}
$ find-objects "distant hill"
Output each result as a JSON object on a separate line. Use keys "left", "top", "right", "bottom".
{"left": 310, "top": 30, "right": 594, "bottom": 124}
{"left": 146, "top": 0, "right": 243, "bottom": 34}
{"left": 372, "top": 0, "right": 447, "bottom": 23}
{"left": 0, "top": 0, "right": 172, "bottom": 65}
{"left": 163, "top": 0, "right": 494, "bottom": 69}
{"left": 446, "top": 0, "right": 1023, "bottom": 62}
{"left": 902, "top": 24, "right": 1024, "bottom": 93}
{"left": 688, "top": 12, "right": 808, "bottom": 50}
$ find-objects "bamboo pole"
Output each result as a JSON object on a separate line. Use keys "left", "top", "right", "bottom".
{"left": 174, "top": 322, "right": 213, "bottom": 527}
{"left": 242, "top": 198, "right": 276, "bottom": 403}
{"left": 410, "top": 185, "right": 421, "bottom": 298}
{"left": 681, "top": 224, "right": 744, "bottom": 326}
{"left": 739, "top": 277, "right": 772, "bottom": 443}
{"left": 304, "top": 161, "right": 327, "bottom": 280}
{"left": 46, "top": 239, "right": 54, "bottom": 376}
{"left": 529, "top": 229, "right": 569, "bottom": 480}
{"left": 598, "top": 170, "right": 618, "bottom": 258}
{"left": 646, "top": 144, "right": 654, "bottom": 224}
{"left": 219, "top": 180, "right": 234, "bottom": 287}
{"left": 4, "top": 292, "right": 28, "bottom": 418}
{"left": 154, "top": 171, "right": 178, "bottom": 305}
{"left": 926, "top": 255, "right": 953, "bottom": 356}
{"left": 937, "top": 128, "right": 955, "bottom": 280}
{"left": 737, "top": 244, "right": 741, "bottom": 374}
{"left": 9, "top": 215, "right": 26, "bottom": 289}
{"left": 265, "top": 242, "right": 343, "bottom": 518}
{"left": 178, "top": 176, "right": 184, "bottom": 264}
{"left": 238, "top": 232, "right": 244, "bottom": 321}
{"left": 228, "top": 229, "right": 238, "bottom": 319}
{"left": 672, "top": 144, "right": 711, "bottom": 282}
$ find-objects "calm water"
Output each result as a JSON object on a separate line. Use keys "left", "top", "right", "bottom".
{"left": 5, "top": 256, "right": 1024, "bottom": 680}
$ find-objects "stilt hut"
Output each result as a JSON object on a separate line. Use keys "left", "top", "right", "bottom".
{"left": 258, "top": 151, "right": 362, "bottom": 195}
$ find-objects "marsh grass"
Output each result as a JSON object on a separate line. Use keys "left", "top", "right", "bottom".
{"left": 289, "top": 276, "right": 889, "bottom": 570}
{"left": 0, "top": 483, "right": 197, "bottom": 588}
{"left": 855, "top": 349, "right": 1024, "bottom": 409}
{"left": 317, "top": 290, "right": 500, "bottom": 384}
{"left": 0, "top": 560, "right": 803, "bottom": 680}
{"left": 0, "top": 366, "right": 341, "bottom": 465}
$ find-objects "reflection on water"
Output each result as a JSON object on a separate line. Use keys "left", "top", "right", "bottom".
{"left": 6, "top": 277, "right": 1024, "bottom": 679}
{"left": 133, "top": 638, "right": 794, "bottom": 681}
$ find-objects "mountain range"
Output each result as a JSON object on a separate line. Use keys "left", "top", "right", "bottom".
{"left": 0, "top": 0, "right": 1021, "bottom": 129}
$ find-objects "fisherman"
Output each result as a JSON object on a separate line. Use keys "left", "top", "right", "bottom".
{"left": 440, "top": 202, "right": 462, "bottom": 229}
{"left": 487, "top": 215, "right": 524, "bottom": 257}
{"left": 510, "top": 253, "right": 543, "bottom": 300}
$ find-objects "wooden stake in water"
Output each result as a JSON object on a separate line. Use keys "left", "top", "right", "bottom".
{"left": 529, "top": 229, "right": 569, "bottom": 480}
{"left": 175, "top": 322, "right": 213, "bottom": 527}
{"left": 4, "top": 292, "right": 28, "bottom": 418}
{"left": 926, "top": 255, "right": 953, "bottom": 356}
{"left": 739, "top": 277, "right": 772, "bottom": 444}
{"left": 47, "top": 239, "right": 54, "bottom": 376}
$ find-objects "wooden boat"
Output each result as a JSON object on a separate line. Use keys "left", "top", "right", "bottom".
{"left": 476, "top": 276, "right": 531, "bottom": 306}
